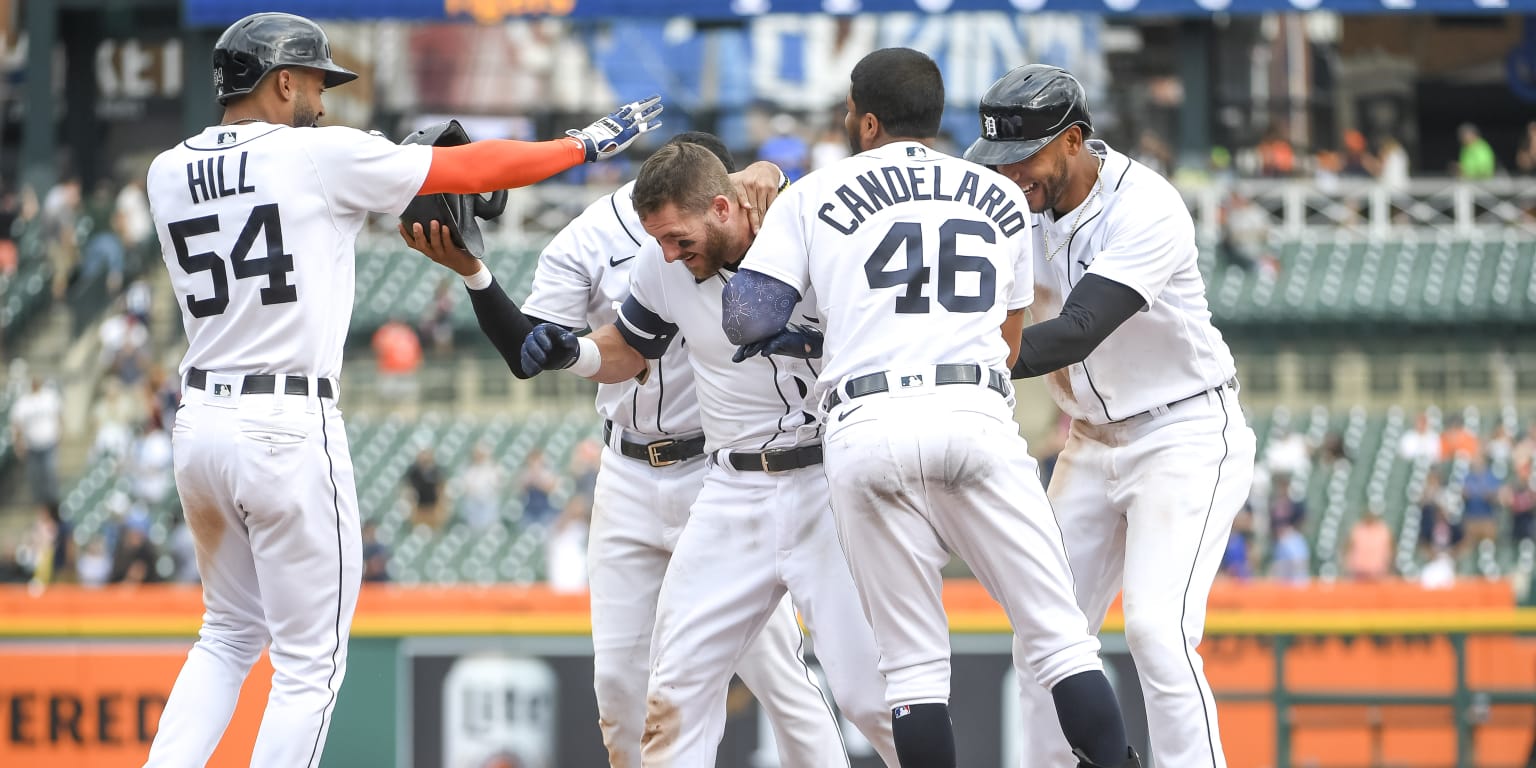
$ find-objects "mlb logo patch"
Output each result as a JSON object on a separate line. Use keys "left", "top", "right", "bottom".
{"left": 906, "top": 146, "right": 926, "bottom": 158}
{"left": 218, "top": 131, "right": 237, "bottom": 145}
{"left": 899, "top": 374, "right": 924, "bottom": 388}
{"left": 213, "top": 383, "right": 233, "bottom": 398}
{"left": 894, "top": 705, "right": 911, "bottom": 719}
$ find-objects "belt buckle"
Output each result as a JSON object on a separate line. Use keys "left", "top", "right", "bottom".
{"left": 759, "top": 447, "right": 792, "bottom": 472}
{"left": 646, "top": 439, "right": 678, "bottom": 468}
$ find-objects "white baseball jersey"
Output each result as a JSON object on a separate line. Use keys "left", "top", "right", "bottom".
{"left": 523, "top": 181, "right": 701, "bottom": 437}
{"left": 740, "top": 141, "right": 1033, "bottom": 398}
{"left": 1031, "top": 140, "right": 1237, "bottom": 424}
{"left": 618, "top": 243, "right": 822, "bottom": 454}
{"left": 147, "top": 123, "right": 430, "bottom": 380}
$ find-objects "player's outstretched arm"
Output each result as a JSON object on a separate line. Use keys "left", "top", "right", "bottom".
{"left": 521, "top": 323, "right": 646, "bottom": 385}
{"left": 398, "top": 220, "right": 554, "bottom": 380}
{"left": 721, "top": 268, "right": 801, "bottom": 346}
{"left": 1011, "top": 274, "right": 1145, "bottom": 379}
{"left": 418, "top": 96, "right": 664, "bottom": 196}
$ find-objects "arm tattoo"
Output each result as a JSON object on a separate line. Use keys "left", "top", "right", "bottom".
{"left": 722, "top": 269, "right": 802, "bottom": 345}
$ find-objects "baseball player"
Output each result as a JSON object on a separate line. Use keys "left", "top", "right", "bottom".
{"left": 723, "top": 48, "right": 1139, "bottom": 768}
{"left": 517, "top": 141, "right": 900, "bottom": 767}
{"left": 143, "top": 12, "right": 660, "bottom": 767}
{"left": 964, "top": 64, "right": 1257, "bottom": 767}
{"left": 400, "top": 132, "right": 859, "bottom": 767}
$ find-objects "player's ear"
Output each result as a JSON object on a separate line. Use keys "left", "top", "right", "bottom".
{"left": 861, "top": 112, "right": 880, "bottom": 146}
{"left": 711, "top": 194, "right": 731, "bottom": 223}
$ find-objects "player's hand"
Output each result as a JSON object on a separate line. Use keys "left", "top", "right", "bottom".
{"left": 522, "top": 323, "right": 582, "bottom": 374}
{"left": 731, "top": 323, "right": 823, "bottom": 363}
{"left": 732, "top": 161, "right": 785, "bottom": 234}
{"left": 567, "top": 95, "right": 664, "bottom": 163}
{"left": 398, "top": 220, "right": 481, "bottom": 278}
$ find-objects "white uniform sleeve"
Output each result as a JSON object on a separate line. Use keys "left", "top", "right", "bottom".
{"left": 1085, "top": 195, "right": 1195, "bottom": 306}
{"left": 737, "top": 184, "right": 812, "bottom": 296}
{"left": 1007, "top": 218, "right": 1035, "bottom": 311}
{"left": 524, "top": 219, "right": 599, "bottom": 329}
{"left": 299, "top": 126, "right": 432, "bottom": 218}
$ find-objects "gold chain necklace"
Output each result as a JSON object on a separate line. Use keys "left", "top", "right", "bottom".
{"left": 1042, "top": 154, "right": 1105, "bottom": 262}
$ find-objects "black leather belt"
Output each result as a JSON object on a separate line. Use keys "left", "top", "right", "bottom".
{"left": 725, "top": 444, "right": 824, "bottom": 472}
{"left": 603, "top": 420, "right": 705, "bottom": 467}
{"left": 1129, "top": 376, "right": 1238, "bottom": 420}
{"left": 186, "top": 367, "right": 335, "bottom": 399}
{"left": 824, "top": 364, "right": 1009, "bottom": 410}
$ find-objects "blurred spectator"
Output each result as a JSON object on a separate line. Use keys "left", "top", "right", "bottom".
{"left": 1440, "top": 415, "right": 1480, "bottom": 462}
{"left": 1486, "top": 423, "right": 1515, "bottom": 467}
{"left": 1377, "top": 136, "right": 1409, "bottom": 192}
{"left": 1398, "top": 411, "right": 1441, "bottom": 463}
{"left": 1340, "top": 130, "right": 1375, "bottom": 178}
{"left": 454, "top": 442, "right": 506, "bottom": 531}
{"left": 0, "top": 185, "right": 20, "bottom": 278}
{"left": 144, "top": 363, "right": 181, "bottom": 432}
{"left": 362, "top": 521, "right": 391, "bottom": 583}
{"left": 1037, "top": 406, "right": 1072, "bottom": 487}
{"left": 22, "top": 502, "right": 72, "bottom": 585}
{"left": 758, "top": 113, "right": 808, "bottom": 182}
{"left": 124, "top": 278, "right": 152, "bottom": 328}
{"left": 1257, "top": 126, "right": 1296, "bottom": 177}
{"left": 1420, "top": 547, "right": 1457, "bottom": 589}
{"left": 520, "top": 447, "right": 558, "bottom": 527}
{"left": 90, "top": 377, "right": 143, "bottom": 461}
{"left": 11, "top": 375, "right": 62, "bottom": 505}
{"left": 76, "top": 536, "right": 113, "bottom": 588}
{"left": 109, "top": 521, "right": 160, "bottom": 584}
{"left": 1318, "top": 431, "right": 1349, "bottom": 465}
{"left": 811, "top": 123, "right": 849, "bottom": 171}
{"left": 1517, "top": 122, "right": 1536, "bottom": 176}
{"left": 1344, "top": 505, "right": 1393, "bottom": 581}
{"left": 1455, "top": 123, "right": 1496, "bottom": 180}
{"left": 99, "top": 306, "right": 151, "bottom": 385}
{"left": 418, "top": 277, "right": 457, "bottom": 356}
{"left": 1268, "top": 520, "right": 1310, "bottom": 585}
{"left": 405, "top": 448, "right": 444, "bottom": 530}
{"left": 166, "top": 518, "right": 199, "bottom": 584}
{"left": 545, "top": 496, "right": 589, "bottom": 593}
{"left": 1217, "top": 189, "right": 1276, "bottom": 275}
{"left": 1268, "top": 473, "right": 1307, "bottom": 531}
{"left": 569, "top": 438, "right": 600, "bottom": 510}
{"left": 113, "top": 179, "right": 155, "bottom": 266}
{"left": 373, "top": 318, "right": 423, "bottom": 401}
{"left": 1418, "top": 473, "right": 1462, "bottom": 560}
{"left": 1133, "top": 129, "right": 1174, "bottom": 177}
{"left": 1220, "top": 506, "right": 1255, "bottom": 581}
{"left": 1505, "top": 476, "right": 1535, "bottom": 543}
{"left": 1265, "top": 423, "right": 1310, "bottom": 479}
{"left": 1461, "top": 455, "right": 1501, "bottom": 554}
{"left": 1513, "top": 424, "right": 1536, "bottom": 481}
{"left": 127, "top": 420, "right": 174, "bottom": 509}
{"left": 80, "top": 185, "right": 126, "bottom": 295}
{"left": 41, "top": 177, "right": 81, "bottom": 300}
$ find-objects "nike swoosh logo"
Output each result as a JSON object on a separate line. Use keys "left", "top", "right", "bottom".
{"left": 609, "top": 254, "right": 637, "bottom": 267}
{"left": 837, "top": 405, "right": 864, "bottom": 422}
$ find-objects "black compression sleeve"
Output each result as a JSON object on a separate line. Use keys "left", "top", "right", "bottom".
{"left": 1011, "top": 273, "right": 1146, "bottom": 379}
{"left": 465, "top": 278, "right": 560, "bottom": 379}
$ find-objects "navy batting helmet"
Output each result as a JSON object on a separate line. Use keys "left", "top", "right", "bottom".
{"left": 964, "top": 64, "right": 1092, "bottom": 167}
{"left": 212, "top": 12, "right": 358, "bottom": 106}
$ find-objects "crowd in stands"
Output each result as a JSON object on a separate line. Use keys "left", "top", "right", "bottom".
{"left": 1213, "top": 407, "right": 1536, "bottom": 587}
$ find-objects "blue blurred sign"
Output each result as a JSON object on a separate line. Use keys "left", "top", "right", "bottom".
{"left": 184, "top": 0, "right": 1534, "bottom": 26}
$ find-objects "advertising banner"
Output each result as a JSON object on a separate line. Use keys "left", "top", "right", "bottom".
{"left": 0, "top": 643, "right": 273, "bottom": 768}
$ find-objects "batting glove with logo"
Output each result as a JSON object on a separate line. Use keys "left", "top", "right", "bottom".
{"left": 567, "top": 95, "right": 664, "bottom": 162}
{"left": 521, "top": 323, "right": 581, "bottom": 374}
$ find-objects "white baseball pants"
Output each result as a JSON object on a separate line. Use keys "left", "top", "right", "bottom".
{"left": 144, "top": 374, "right": 358, "bottom": 768}
{"left": 640, "top": 458, "right": 898, "bottom": 768}
{"left": 822, "top": 383, "right": 1105, "bottom": 709}
{"left": 1014, "top": 386, "right": 1256, "bottom": 768}
{"left": 590, "top": 432, "right": 851, "bottom": 768}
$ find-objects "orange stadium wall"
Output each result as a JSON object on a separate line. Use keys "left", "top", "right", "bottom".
{"left": 2, "top": 580, "right": 1534, "bottom": 768}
